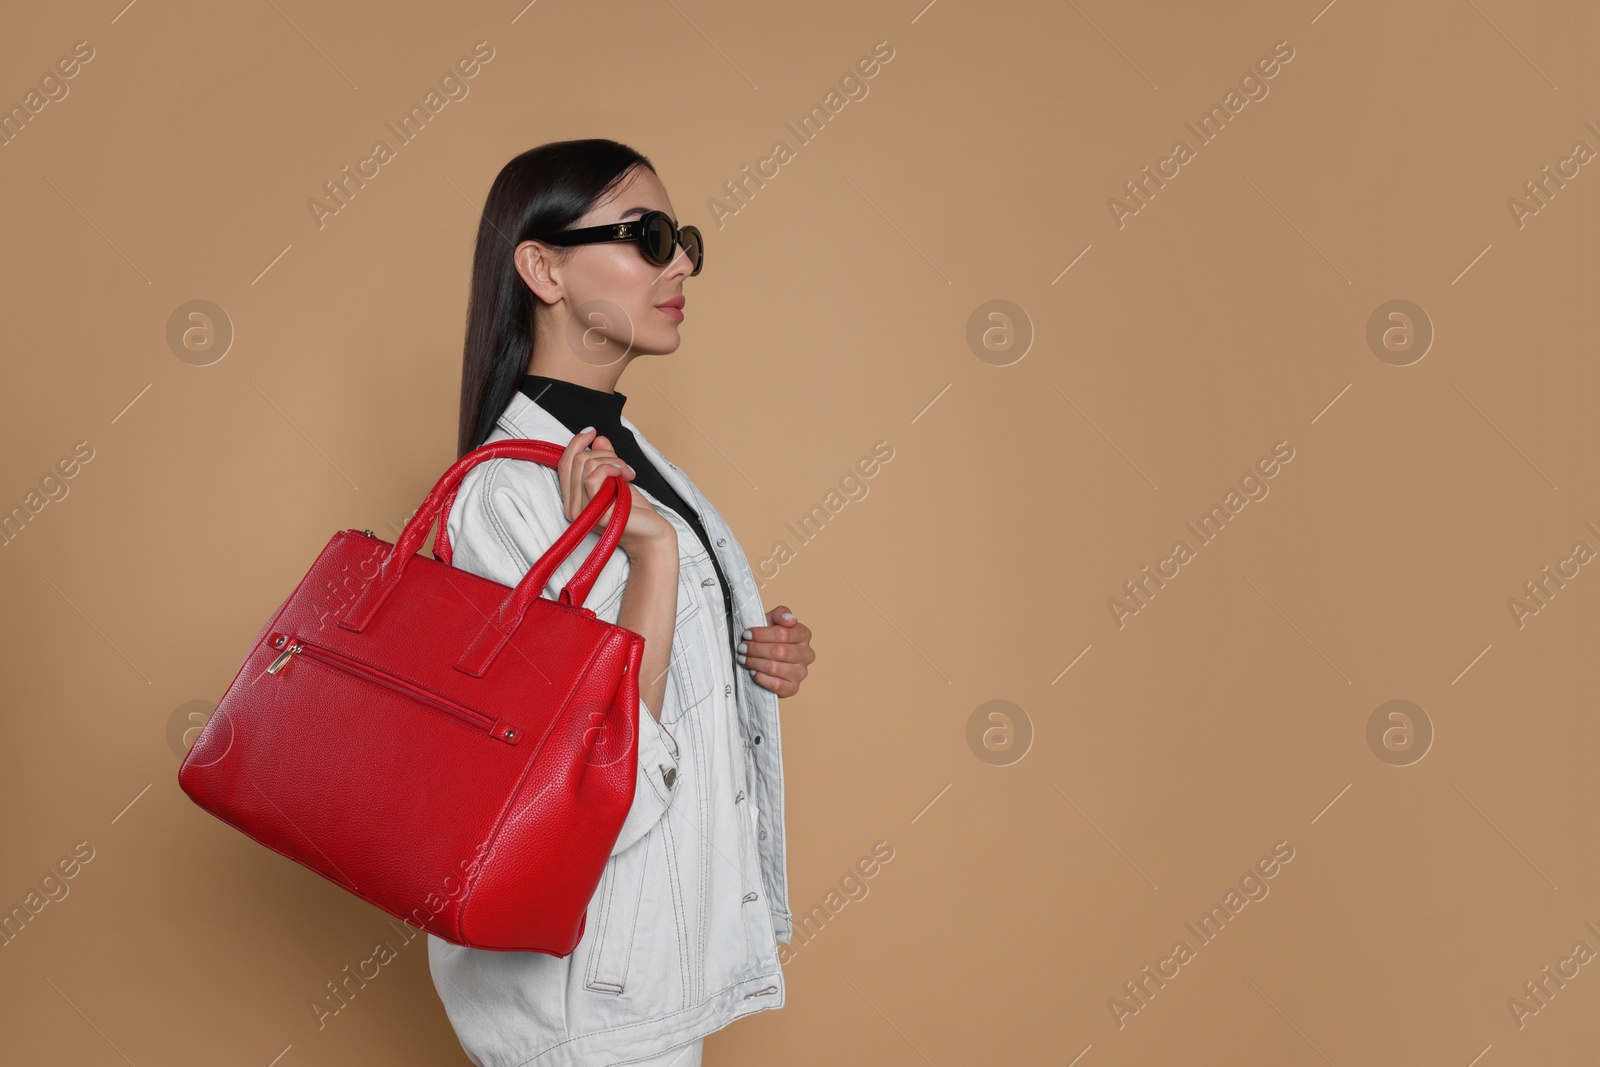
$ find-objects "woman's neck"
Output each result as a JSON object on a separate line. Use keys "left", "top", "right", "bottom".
{"left": 524, "top": 353, "right": 630, "bottom": 394}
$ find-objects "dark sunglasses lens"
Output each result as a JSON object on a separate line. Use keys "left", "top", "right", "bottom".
{"left": 681, "top": 227, "right": 703, "bottom": 274}
{"left": 642, "top": 215, "right": 675, "bottom": 264}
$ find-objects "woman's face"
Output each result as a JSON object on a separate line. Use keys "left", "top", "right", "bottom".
{"left": 521, "top": 166, "right": 695, "bottom": 367}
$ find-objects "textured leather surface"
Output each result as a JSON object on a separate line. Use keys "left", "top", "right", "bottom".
{"left": 178, "top": 441, "right": 645, "bottom": 955}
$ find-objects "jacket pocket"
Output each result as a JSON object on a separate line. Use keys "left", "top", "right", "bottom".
{"left": 661, "top": 564, "right": 716, "bottom": 725}
{"left": 583, "top": 827, "right": 651, "bottom": 995}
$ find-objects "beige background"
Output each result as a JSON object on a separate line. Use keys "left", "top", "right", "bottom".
{"left": 2, "top": 0, "right": 1596, "bottom": 1063}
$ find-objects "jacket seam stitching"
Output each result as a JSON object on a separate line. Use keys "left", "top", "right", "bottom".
{"left": 480, "top": 460, "right": 532, "bottom": 572}
{"left": 619, "top": 833, "right": 648, "bottom": 990}
{"left": 583, "top": 863, "right": 614, "bottom": 988}
{"left": 585, "top": 828, "right": 648, "bottom": 993}
{"left": 695, "top": 699, "right": 711, "bottom": 1001}
{"left": 662, "top": 816, "right": 692, "bottom": 1006}
{"left": 505, "top": 971, "right": 784, "bottom": 1066}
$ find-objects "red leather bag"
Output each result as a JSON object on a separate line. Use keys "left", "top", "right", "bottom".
{"left": 178, "top": 441, "right": 643, "bottom": 955}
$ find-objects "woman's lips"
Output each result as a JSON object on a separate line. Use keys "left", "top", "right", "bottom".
{"left": 656, "top": 305, "right": 684, "bottom": 322}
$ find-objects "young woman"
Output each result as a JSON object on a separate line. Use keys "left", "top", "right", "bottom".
{"left": 427, "top": 139, "right": 816, "bottom": 1067}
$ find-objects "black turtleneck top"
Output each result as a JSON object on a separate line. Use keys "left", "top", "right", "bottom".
{"left": 518, "top": 374, "right": 738, "bottom": 649}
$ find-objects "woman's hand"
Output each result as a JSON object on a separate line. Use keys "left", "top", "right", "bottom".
{"left": 558, "top": 428, "right": 676, "bottom": 561}
{"left": 737, "top": 605, "right": 815, "bottom": 697}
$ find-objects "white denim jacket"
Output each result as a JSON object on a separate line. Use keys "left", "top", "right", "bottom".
{"left": 427, "top": 388, "right": 791, "bottom": 1067}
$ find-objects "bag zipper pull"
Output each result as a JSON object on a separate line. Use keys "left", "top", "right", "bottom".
{"left": 268, "top": 643, "right": 303, "bottom": 674}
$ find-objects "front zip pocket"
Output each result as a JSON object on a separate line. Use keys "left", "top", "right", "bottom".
{"left": 266, "top": 633, "right": 522, "bottom": 745}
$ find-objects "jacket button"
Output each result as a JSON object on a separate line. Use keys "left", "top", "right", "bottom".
{"left": 716, "top": 537, "right": 726, "bottom": 547}
{"left": 701, "top": 577, "right": 715, "bottom": 587}
{"left": 759, "top": 830, "right": 767, "bottom": 840}
{"left": 753, "top": 734, "right": 761, "bottom": 745}
{"left": 725, "top": 684, "right": 732, "bottom": 697}
{"left": 662, "top": 766, "right": 677, "bottom": 790}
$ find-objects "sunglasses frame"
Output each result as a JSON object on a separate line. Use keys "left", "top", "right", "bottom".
{"left": 540, "top": 210, "right": 704, "bottom": 276}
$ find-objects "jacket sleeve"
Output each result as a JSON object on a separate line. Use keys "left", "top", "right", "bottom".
{"left": 442, "top": 457, "right": 683, "bottom": 857}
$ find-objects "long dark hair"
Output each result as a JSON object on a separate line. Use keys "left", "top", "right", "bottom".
{"left": 457, "top": 139, "right": 655, "bottom": 457}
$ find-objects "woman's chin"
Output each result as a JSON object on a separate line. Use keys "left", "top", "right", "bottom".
{"left": 638, "top": 329, "right": 684, "bottom": 356}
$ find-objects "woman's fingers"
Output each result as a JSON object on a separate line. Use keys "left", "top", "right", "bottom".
{"left": 747, "top": 667, "right": 799, "bottom": 697}
{"left": 562, "top": 429, "right": 637, "bottom": 522}
{"left": 743, "top": 619, "right": 813, "bottom": 650}
{"left": 576, "top": 440, "right": 634, "bottom": 529}
{"left": 581, "top": 454, "right": 632, "bottom": 507}
{"left": 560, "top": 428, "right": 598, "bottom": 521}
{"left": 581, "top": 436, "right": 631, "bottom": 486}
{"left": 739, "top": 615, "right": 814, "bottom": 697}
{"left": 582, "top": 470, "right": 624, "bottom": 527}
{"left": 739, "top": 636, "right": 815, "bottom": 666}
{"left": 581, "top": 458, "right": 629, "bottom": 493}
{"left": 739, "top": 651, "right": 806, "bottom": 677}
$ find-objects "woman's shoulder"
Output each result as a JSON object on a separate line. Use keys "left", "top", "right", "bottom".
{"left": 446, "top": 440, "right": 569, "bottom": 565}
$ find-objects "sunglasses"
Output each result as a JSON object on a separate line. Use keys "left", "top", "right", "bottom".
{"left": 541, "top": 210, "right": 704, "bottom": 276}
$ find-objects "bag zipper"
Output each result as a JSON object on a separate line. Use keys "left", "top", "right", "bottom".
{"left": 267, "top": 633, "right": 521, "bottom": 745}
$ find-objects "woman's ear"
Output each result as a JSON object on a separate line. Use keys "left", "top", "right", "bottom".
{"left": 514, "top": 240, "right": 563, "bottom": 305}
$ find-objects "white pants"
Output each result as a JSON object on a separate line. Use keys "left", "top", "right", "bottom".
{"left": 625, "top": 1037, "right": 703, "bottom": 1066}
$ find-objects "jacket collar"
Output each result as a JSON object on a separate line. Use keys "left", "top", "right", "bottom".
{"left": 493, "top": 387, "right": 703, "bottom": 520}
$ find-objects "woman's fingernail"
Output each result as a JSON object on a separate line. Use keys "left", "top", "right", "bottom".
{"left": 581, "top": 425, "right": 594, "bottom": 434}
{"left": 737, "top": 652, "right": 747, "bottom": 664}
{"left": 780, "top": 613, "right": 794, "bottom": 621}
{"left": 738, "top": 642, "right": 748, "bottom": 654}
{"left": 741, "top": 629, "right": 752, "bottom": 641}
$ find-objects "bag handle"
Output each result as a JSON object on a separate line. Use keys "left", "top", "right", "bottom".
{"left": 340, "top": 440, "right": 632, "bottom": 677}
{"left": 429, "top": 439, "right": 627, "bottom": 610}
